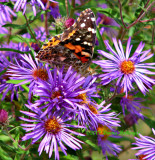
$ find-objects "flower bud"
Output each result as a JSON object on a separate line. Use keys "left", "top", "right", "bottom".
{"left": 0, "top": 109, "right": 8, "bottom": 124}
{"left": 124, "top": 113, "right": 138, "bottom": 127}
{"left": 65, "top": 18, "right": 74, "bottom": 28}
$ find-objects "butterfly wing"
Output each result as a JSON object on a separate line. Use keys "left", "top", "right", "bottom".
{"left": 36, "top": 8, "right": 96, "bottom": 73}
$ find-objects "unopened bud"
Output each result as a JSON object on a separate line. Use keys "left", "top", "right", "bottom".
{"left": 0, "top": 109, "right": 8, "bottom": 124}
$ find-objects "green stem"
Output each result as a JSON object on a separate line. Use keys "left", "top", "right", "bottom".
{"left": 24, "top": 14, "right": 40, "bottom": 47}
{"left": 70, "top": 0, "right": 75, "bottom": 18}
{"left": 4, "top": 126, "right": 32, "bottom": 151}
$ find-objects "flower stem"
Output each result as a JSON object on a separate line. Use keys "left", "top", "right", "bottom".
{"left": 4, "top": 126, "right": 32, "bottom": 151}
{"left": 65, "top": 0, "right": 69, "bottom": 17}
{"left": 70, "top": 0, "right": 75, "bottom": 18}
{"left": 24, "top": 14, "right": 40, "bottom": 47}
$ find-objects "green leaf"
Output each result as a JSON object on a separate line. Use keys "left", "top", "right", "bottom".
{"left": 6, "top": 80, "right": 26, "bottom": 84}
{"left": 0, "top": 68, "right": 7, "bottom": 77}
{"left": 2, "top": 24, "right": 27, "bottom": 29}
{"left": 0, "top": 140, "right": 16, "bottom": 153}
{"left": 16, "top": 35, "right": 35, "bottom": 59}
{"left": 21, "top": 84, "right": 29, "bottom": 92}
{"left": 143, "top": 117, "right": 155, "bottom": 129}
{"left": 96, "top": 27, "right": 106, "bottom": 51}
{"left": 29, "top": 10, "right": 46, "bottom": 22}
{"left": 10, "top": 35, "right": 36, "bottom": 43}
{"left": 0, "top": 147, "right": 13, "bottom": 160}
{"left": 0, "top": 48, "right": 30, "bottom": 54}
{"left": 62, "top": 154, "right": 79, "bottom": 160}
{"left": 85, "top": 139, "right": 100, "bottom": 150}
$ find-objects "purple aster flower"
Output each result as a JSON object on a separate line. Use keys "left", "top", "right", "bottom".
{"left": 13, "top": 0, "right": 46, "bottom": 16}
{"left": 20, "top": 105, "right": 84, "bottom": 159}
{"left": 93, "top": 37, "right": 155, "bottom": 96}
{"left": 0, "top": 54, "right": 23, "bottom": 101}
{"left": 97, "top": 125, "right": 122, "bottom": 158}
{"left": 48, "top": 1, "right": 60, "bottom": 19}
{"left": 0, "top": 25, "right": 8, "bottom": 34}
{"left": 31, "top": 67, "right": 120, "bottom": 130}
{"left": 97, "top": 13, "right": 120, "bottom": 38}
{"left": 6, "top": 53, "right": 49, "bottom": 99}
{"left": 96, "top": 4, "right": 120, "bottom": 39}
{"left": 0, "top": 3, "right": 16, "bottom": 25}
{"left": 120, "top": 91, "right": 146, "bottom": 119}
{"left": 132, "top": 128, "right": 155, "bottom": 160}
{"left": 76, "top": 100, "right": 120, "bottom": 130}
{"left": 31, "top": 66, "right": 89, "bottom": 117}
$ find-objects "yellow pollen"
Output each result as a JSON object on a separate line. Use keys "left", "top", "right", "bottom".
{"left": 44, "top": 117, "right": 61, "bottom": 134}
{"left": 97, "top": 124, "right": 111, "bottom": 140}
{"left": 88, "top": 104, "right": 98, "bottom": 114}
{"left": 76, "top": 93, "right": 88, "bottom": 104}
{"left": 33, "top": 68, "right": 48, "bottom": 81}
{"left": 120, "top": 60, "right": 135, "bottom": 74}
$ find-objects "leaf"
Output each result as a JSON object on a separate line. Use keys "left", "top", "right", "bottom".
{"left": 10, "top": 35, "right": 36, "bottom": 43}
{"left": 96, "top": 27, "right": 106, "bottom": 51}
{"left": 16, "top": 35, "right": 35, "bottom": 59}
{"left": 21, "top": 84, "right": 29, "bottom": 92}
{"left": 6, "top": 80, "right": 26, "bottom": 84}
{"left": 85, "top": 139, "right": 100, "bottom": 150}
{"left": 2, "top": 24, "right": 27, "bottom": 29}
{"left": 0, "top": 147, "right": 13, "bottom": 160}
{"left": 62, "top": 154, "right": 79, "bottom": 160}
{"left": 0, "top": 48, "right": 30, "bottom": 54}
{"left": 0, "top": 140, "right": 16, "bottom": 153}
{"left": 0, "top": 68, "right": 7, "bottom": 77}
{"left": 143, "top": 117, "right": 155, "bottom": 129}
{"left": 29, "top": 10, "right": 46, "bottom": 22}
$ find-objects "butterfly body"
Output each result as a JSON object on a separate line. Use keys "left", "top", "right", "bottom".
{"left": 36, "top": 8, "right": 96, "bottom": 73}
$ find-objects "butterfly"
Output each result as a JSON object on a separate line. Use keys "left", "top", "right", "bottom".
{"left": 36, "top": 8, "right": 96, "bottom": 74}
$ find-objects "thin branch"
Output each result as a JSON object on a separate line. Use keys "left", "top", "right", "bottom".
{"left": 69, "top": 0, "right": 75, "bottom": 17}
{"left": 139, "top": 18, "right": 155, "bottom": 23}
{"left": 126, "top": 1, "right": 155, "bottom": 29}
{"left": 76, "top": 0, "right": 91, "bottom": 8}
{"left": 45, "top": 12, "right": 48, "bottom": 36}
{"left": 118, "top": 0, "right": 127, "bottom": 28}
{"left": 65, "top": 0, "right": 69, "bottom": 17}
{"left": 137, "top": 0, "right": 150, "bottom": 18}
{"left": 24, "top": 14, "right": 40, "bottom": 46}
{"left": 4, "top": 126, "right": 32, "bottom": 151}
{"left": 107, "top": 86, "right": 118, "bottom": 102}
{"left": 152, "top": 26, "right": 155, "bottom": 44}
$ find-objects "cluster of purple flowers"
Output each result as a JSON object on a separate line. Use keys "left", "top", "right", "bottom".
{"left": 0, "top": 1, "right": 155, "bottom": 160}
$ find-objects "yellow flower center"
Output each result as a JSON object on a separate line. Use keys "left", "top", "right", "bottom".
{"left": 76, "top": 93, "right": 88, "bottom": 104}
{"left": 33, "top": 67, "right": 48, "bottom": 81}
{"left": 97, "top": 124, "right": 111, "bottom": 140}
{"left": 120, "top": 60, "right": 135, "bottom": 74}
{"left": 88, "top": 104, "right": 98, "bottom": 114}
{"left": 44, "top": 117, "right": 61, "bottom": 134}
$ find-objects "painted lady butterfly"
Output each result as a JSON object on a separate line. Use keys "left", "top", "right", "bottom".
{"left": 36, "top": 8, "right": 96, "bottom": 74}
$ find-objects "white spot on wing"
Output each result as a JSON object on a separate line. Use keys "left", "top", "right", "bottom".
{"left": 91, "top": 17, "right": 95, "bottom": 21}
{"left": 91, "top": 28, "right": 96, "bottom": 33}
{"left": 83, "top": 41, "right": 88, "bottom": 45}
{"left": 76, "top": 38, "right": 80, "bottom": 41}
{"left": 81, "top": 23, "right": 85, "bottom": 27}
{"left": 88, "top": 27, "right": 92, "bottom": 31}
